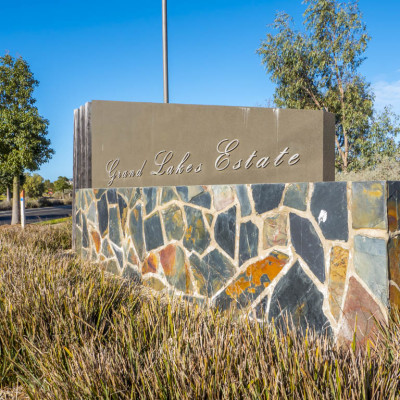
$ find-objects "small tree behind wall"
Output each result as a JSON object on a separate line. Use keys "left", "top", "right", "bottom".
{"left": 0, "top": 54, "right": 54, "bottom": 224}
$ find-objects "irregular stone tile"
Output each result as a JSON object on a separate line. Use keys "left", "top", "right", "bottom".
{"left": 117, "top": 194, "right": 128, "bottom": 231}
{"left": 390, "top": 284, "right": 400, "bottom": 309}
{"left": 142, "top": 253, "right": 158, "bottom": 274}
{"left": 239, "top": 221, "right": 259, "bottom": 266}
{"left": 82, "top": 214, "right": 89, "bottom": 248}
{"left": 106, "top": 189, "right": 117, "bottom": 205}
{"left": 236, "top": 185, "right": 252, "bottom": 217}
{"left": 129, "top": 205, "right": 144, "bottom": 261}
{"left": 212, "top": 185, "right": 235, "bottom": 211}
{"left": 162, "top": 205, "right": 184, "bottom": 241}
{"left": 159, "top": 245, "right": 193, "bottom": 293}
{"left": 94, "top": 189, "right": 106, "bottom": 200}
{"left": 388, "top": 237, "right": 400, "bottom": 295}
{"left": 127, "top": 246, "right": 138, "bottom": 266}
{"left": 354, "top": 235, "right": 388, "bottom": 305}
{"left": 111, "top": 243, "right": 124, "bottom": 269}
{"left": 338, "top": 277, "right": 385, "bottom": 346}
{"left": 388, "top": 182, "right": 400, "bottom": 232}
{"left": 311, "top": 182, "right": 348, "bottom": 241}
{"left": 75, "top": 209, "right": 81, "bottom": 227}
{"left": 205, "top": 213, "right": 213, "bottom": 227}
{"left": 328, "top": 246, "right": 349, "bottom": 321}
{"left": 190, "top": 250, "right": 236, "bottom": 297}
{"left": 215, "top": 251, "right": 289, "bottom": 311}
{"left": 101, "top": 238, "right": 113, "bottom": 258}
{"left": 269, "top": 261, "right": 332, "bottom": 335}
{"left": 289, "top": 213, "right": 325, "bottom": 283}
{"left": 214, "top": 206, "right": 236, "bottom": 259}
{"left": 103, "top": 259, "right": 120, "bottom": 275}
{"left": 263, "top": 214, "right": 288, "bottom": 249}
{"left": 144, "top": 212, "right": 164, "bottom": 251}
{"left": 108, "top": 207, "right": 121, "bottom": 247}
{"left": 161, "top": 187, "right": 178, "bottom": 204}
{"left": 143, "top": 277, "right": 166, "bottom": 291}
{"left": 122, "top": 265, "right": 141, "bottom": 283}
{"left": 251, "top": 184, "right": 285, "bottom": 215}
{"left": 143, "top": 187, "right": 157, "bottom": 215}
{"left": 283, "top": 183, "right": 308, "bottom": 211}
{"left": 177, "top": 186, "right": 204, "bottom": 202}
{"left": 90, "top": 230, "right": 101, "bottom": 253}
{"left": 87, "top": 202, "right": 97, "bottom": 224}
{"left": 116, "top": 187, "right": 131, "bottom": 199}
{"left": 75, "top": 227, "right": 82, "bottom": 252}
{"left": 97, "top": 194, "right": 108, "bottom": 237}
{"left": 255, "top": 296, "right": 269, "bottom": 319}
{"left": 352, "top": 182, "right": 386, "bottom": 229}
{"left": 83, "top": 190, "right": 93, "bottom": 208}
{"left": 190, "top": 191, "right": 211, "bottom": 208}
{"left": 283, "top": 182, "right": 308, "bottom": 211}
{"left": 183, "top": 206, "right": 211, "bottom": 254}
{"left": 129, "top": 188, "right": 141, "bottom": 208}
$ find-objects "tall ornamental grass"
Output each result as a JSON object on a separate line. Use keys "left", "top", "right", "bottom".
{"left": 0, "top": 222, "right": 399, "bottom": 399}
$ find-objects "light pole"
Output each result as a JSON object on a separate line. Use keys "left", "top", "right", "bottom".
{"left": 162, "top": 0, "right": 169, "bottom": 103}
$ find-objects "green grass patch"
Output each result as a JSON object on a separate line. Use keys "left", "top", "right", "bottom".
{"left": 34, "top": 216, "right": 72, "bottom": 225}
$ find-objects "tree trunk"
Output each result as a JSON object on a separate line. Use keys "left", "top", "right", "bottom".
{"left": 6, "top": 187, "right": 11, "bottom": 202}
{"left": 11, "top": 175, "right": 20, "bottom": 225}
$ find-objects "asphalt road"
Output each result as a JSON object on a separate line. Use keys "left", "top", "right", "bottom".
{"left": 0, "top": 205, "right": 72, "bottom": 226}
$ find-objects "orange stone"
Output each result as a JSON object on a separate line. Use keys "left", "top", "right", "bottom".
{"left": 328, "top": 246, "right": 349, "bottom": 321}
{"left": 338, "top": 276, "right": 385, "bottom": 347}
{"left": 90, "top": 230, "right": 101, "bottom": 253}
{"left": 389, "top": 284, "right": 400, "bottom": 309}
{"left": 142, "top": 253, "right": 158, "bottom": 274}
{"left": 159, "top": 244, "right": 176, "bottom": 276}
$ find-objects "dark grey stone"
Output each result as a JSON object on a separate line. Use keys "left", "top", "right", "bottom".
{"left": 269, "top": 261, "right": 332, "bottom": 335}
{"left": 144, "top": 212, "right": 164, "bottom": 251}
{"left": 236, "top": 185, "right": 252, "bottom": 217}
{"left": 101, "top": 238, "right": 113, "bottom": 258}
{"left": 109, "top": 207, "right": 121, "bottom": 247}
{"left": 214, "top": 206, "right": 236, "bottom": 258}
{"left": 183, "top": 206, "right": 211, "bottom": 254}
{"left": 283, "top": 183, "right": 308, "bottom": 211}
{"left": 97, "top": 194, "right": 108, "bottom": 237}
{"left": 111, "top": 243, "right": 124, "bottom": 269}
{"left": 289, "top": 213, "right": 325, "bottom": 283}
{"left": 129, "top": 205, "right": 144, "bottom": 261}
{"left": 190, "top": 250, "right": 236, "bottom": 297}
{"left": 106, "top": 189, "right": 117, "bottom": 204}
{"left": 75, "top": 210, "right": 81, "bottom": 227}
{"left": 176, "top": 186, "right": 188, "bottom": 201}
{"left": 251, "top": 184, "right": 285, "bottom": 215}
{"left": 255, "top": 296, "right": 269, "bottom": 319}
{"left": 82, "top": 215, "right": 89, "bottom": 248}
{"left": 94, "top": 189, "right": 106, "bottom": 199}
{"left": 161, "top": 187, "right": 179, "bottom": 204}
{"left": 239, "top": 221, "right": 259, "bottom": 266}
{"left": 190, "top": 191, "right": 211, "bottom": 208}
{"left": 117, "top": 194, "right": 127, "bottom": 220}
{"left": 143, "top": 187, "right": 157, "bottom": 215}
{"left": 311, "top": 182, "right": 348, "bottom": 241}
{"left": 129, "top": 188, "right": 141, "bottom": 208}
{"left": 162, "top": 205, "right": 185, "bottom": 241}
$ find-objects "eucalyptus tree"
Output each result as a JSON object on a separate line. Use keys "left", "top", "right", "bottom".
{"left": 257, "top": 0, "right": 376, "bottom": 171}
{"left": 0, "top": 54, "right": 53, "bottom": 224}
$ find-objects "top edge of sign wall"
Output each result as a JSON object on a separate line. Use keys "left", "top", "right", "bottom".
{"left": 73, "top": 101, "right": 335, "bottom": 189}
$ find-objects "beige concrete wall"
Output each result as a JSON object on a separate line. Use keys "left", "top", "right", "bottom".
{"left": 89, "top": 101, "right": 335, "bottom": 188}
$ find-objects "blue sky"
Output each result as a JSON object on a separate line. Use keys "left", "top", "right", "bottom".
{"left": 2, "top": 0, "right": 400, "bottom": 181}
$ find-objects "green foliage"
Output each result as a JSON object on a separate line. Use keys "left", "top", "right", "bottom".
{"left": 53, "top": 176, "right": 72, "bottom": 193}
{"left": 256, "top": 0, "right": 400, "bottom": 171}
{"left": 0, "top": 54, "right": 54, "bottom": 176}
{"left": 43, "top": 179, "right": 54, "bottom": 193}
{"left": 23, "top": 173, "right": 45, "bottom": 198}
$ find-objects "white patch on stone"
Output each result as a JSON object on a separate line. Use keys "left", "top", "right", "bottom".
{"left": 318, "top": 209, "right": 328, "bottom": 224}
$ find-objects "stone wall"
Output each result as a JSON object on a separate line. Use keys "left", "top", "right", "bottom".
{"left": 75, "top": 181, "right": 400, "bottom": 343}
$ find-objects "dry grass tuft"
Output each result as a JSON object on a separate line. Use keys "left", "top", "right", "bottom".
{"left": 0, "top": 222, "right": 399, "bottom": 398}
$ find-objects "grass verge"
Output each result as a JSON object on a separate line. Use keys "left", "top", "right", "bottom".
{"left": 0, "top": 222, "right": 399, "bottom": 398}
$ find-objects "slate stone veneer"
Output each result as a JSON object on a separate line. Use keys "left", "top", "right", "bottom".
{"left": 75, "top": 181, "right": 400, "bottom": 343}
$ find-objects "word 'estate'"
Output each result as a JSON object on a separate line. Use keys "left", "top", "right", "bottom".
{"left": 105, "top": 138, "right": 300, "bottom": 187}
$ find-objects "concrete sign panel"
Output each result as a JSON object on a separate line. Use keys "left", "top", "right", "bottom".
{"left": 73, "top": 101, "right": 335, "bottom": 189}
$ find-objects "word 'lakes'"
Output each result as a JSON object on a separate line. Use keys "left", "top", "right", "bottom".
{"left": 105, "top": 138, "right": 301, "bottom": 186}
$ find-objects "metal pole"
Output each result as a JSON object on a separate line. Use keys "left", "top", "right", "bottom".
{"left": 162, "top": 0, "right": 169, "bottom": 103}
